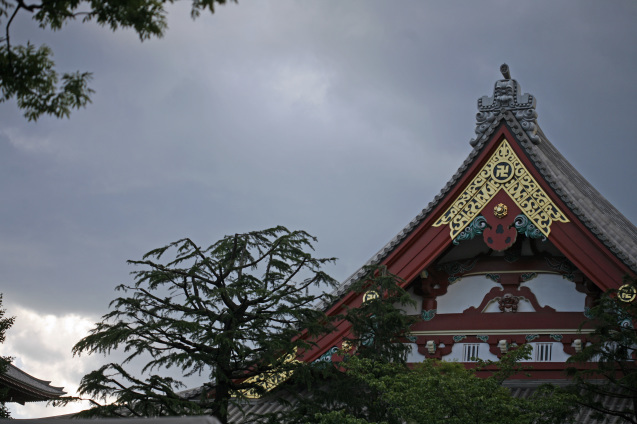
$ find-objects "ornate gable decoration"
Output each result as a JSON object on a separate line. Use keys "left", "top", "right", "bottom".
{"left": 433, "top": 139, "right": 569, "bottom": 241}
{"left": 471, "top": 64, "right": 540, "bottom": 146}
{"left": 239, "top": 348, "right": 299, "bottom": 399}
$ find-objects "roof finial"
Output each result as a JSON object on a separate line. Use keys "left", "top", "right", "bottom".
{"left": 500, "top": 63, "right": 511, "bottom": 79}
{"left": 470, "top": 64, "right": 540, "bottom": 147}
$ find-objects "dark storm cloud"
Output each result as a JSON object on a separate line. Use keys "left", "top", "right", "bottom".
{"left": 0, "top": 0, "right": 635, "bottom": 324}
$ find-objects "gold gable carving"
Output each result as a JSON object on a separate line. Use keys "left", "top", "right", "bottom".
{"left": 433, "top": 139, "right": 569, "bottom": 240}
{"left": 239, "top": 348, "right": 299, "bottom": 399}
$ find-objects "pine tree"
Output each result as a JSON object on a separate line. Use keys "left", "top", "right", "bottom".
{"left": 72, "top": 226, "right": 337, "bottom": 424}
{"left": 1, "top": 0, "right": 235, "bottom": 121}
{"left": 262, "top": 265, "right": 417, "bottom": 424}
{"left": 342, "top": 265, "right": 417, "bottom": 363}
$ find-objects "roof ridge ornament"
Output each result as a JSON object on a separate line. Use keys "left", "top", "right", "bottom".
{"left": 470, "top": 64, "right": 540, "bottom": 147}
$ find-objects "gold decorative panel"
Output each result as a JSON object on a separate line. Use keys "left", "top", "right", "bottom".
{"left": 363, "top": 290, "right": 380, "bottom": 303}
{"left": 240, "top": 348, "right": 299, "bottom": 399}
{"left": 433, "top": 139, "right": 568, "bottom": 239}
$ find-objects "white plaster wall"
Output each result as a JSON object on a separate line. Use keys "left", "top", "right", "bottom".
{"left": 436, "top": 276, "right": 500, "bottom": 314}
{"left": 442, "top": 342, "right": 499, "bottom": 362}
{"left": 520, "top": 274, "right": 585, "bottom": 312}
{"left": 394, "top": 287, "right": 423, "bottom": 315}
{"left": 406, "top": 343, "right": 427, "bottom": 363}
{"left": 521, "top": 342, "right": 571, "bottom": 362}
{"left": 442, "top": 342, "right": 571, "bottom": 363}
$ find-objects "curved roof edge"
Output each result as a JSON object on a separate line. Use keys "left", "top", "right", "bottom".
{"left": 1, "top": 363, "right": 66, "bottom": 402}
{"left": 318, "top": 110, "right": 637, "bottom": 311}
{"left": 316, "top": 112, "right": 502, "bottom": 311}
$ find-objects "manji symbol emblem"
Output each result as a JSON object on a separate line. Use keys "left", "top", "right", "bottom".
{"left": 433, "top": 139, "right": 569, "bottom": 240}
{"left": 618, "top": 284, "right": 637, "bottom": 303}
{"left": 363, "top": 290, "right": 380, "bottom": 303}
{"left": 493, "top": 162, "right": 513, "bottom": 183}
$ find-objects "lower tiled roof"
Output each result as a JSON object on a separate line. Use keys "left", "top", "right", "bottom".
{"left": 0, "top": 363, "right": 66, "bottom": 404}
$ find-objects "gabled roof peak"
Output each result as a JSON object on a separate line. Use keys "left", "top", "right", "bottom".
{"left": 471, "top": 64, "right": 540, "bottom": 147}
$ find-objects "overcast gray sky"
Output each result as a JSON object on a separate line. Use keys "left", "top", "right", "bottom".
{"left": 1, "top": 0, "right": 636, "bottom": 418}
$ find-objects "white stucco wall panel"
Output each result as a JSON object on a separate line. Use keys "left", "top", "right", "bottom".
{"left": 520, "top": 274, "right": 585, "bottom": 312}
{"left": 442, "top": 342, "right": 499, "bottom": 362}
{"left": 395, "top": 288, "right": 423, "bottom": 315}
{"left": 436, "top": 276, "right": 500, "bottom": 314}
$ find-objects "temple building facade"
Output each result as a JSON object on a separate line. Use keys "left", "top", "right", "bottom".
{"left": 302, "top": 63, "right": 636, "bottom": 378}
{"left": 228, "top": 66, "right": 637, "bottom": 423}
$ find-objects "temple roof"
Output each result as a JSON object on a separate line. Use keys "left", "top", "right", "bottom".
{"left": 0, "top": 363, "right": 66, "bottom": 404}
{"left": 529, "top": 125, "right": 637, "bottom": 270}
{"left": 319, "top": 66, "right": 637, "bottom": 309}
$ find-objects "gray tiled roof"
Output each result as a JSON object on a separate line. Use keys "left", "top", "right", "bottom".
{"left": 174, "top": 386, "right": 297, "bottom": 423}
{"left": 0, "top": 363, "right": 66, "bottom": 401}
{"left": 522, "top": 123, "right": 637, "bottom": 271}
{"left": 483, "top": 111, "right": 637, "bottom": 272}
{"left": 228, "top": 392, "right": 298, "bottom": 423}
{"left": 317, "top": 111, "right": 637, "bottom": 311}
{"left": 177, "top": 387, "right": 298, "bottom": 423}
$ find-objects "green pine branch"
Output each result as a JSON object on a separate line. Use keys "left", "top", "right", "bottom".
{"left": 73, "top": 226, "right": 337, "bottom": 424}
{"left": 0, "top": 0, "right": 236, "bottom": 120}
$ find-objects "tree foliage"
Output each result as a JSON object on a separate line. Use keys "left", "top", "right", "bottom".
{"left": 342, "top": 265, "right": 417, "bottom": 364}
{"left": 72, "top": 226, "right": 337, "bottom": 424}
{"left": 260, "top": 265, "right": 418, "bottom": 424}
{"left": 0, "top": 294, "right": 16, "bottom": 418}
{"left": 259, "top": 267, "right": 576, "bottom": 424}
{"left": 565, "top": 275, "right": 637, "bottom": 424}
{"left": 0, "top": 0, "right": 235, "bottom": 121}
{"left": 313, "top": 350, "right": 577, "bottom": 424}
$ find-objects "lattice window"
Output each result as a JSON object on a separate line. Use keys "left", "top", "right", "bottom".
{"left": 463, "top": 344, "right": 480, "bottom": 362}
{"left": 535, "top": 343, "right": 552, "bottom": 362}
